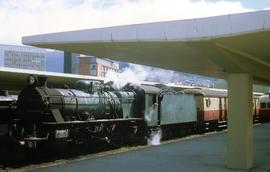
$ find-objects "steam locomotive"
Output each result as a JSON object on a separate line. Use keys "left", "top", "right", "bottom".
{"left": 0, "top": 75, "right": 200, "bottom": 157}
{"left": 12, "top": 76, "right": 149, "bottom": 152}
{"left": 0, "top": 75, "right": 267, "bottom": 159}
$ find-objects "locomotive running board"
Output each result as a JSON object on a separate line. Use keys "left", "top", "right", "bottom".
{"left": 42, "top": 118, "right": 145, "bottom": 127}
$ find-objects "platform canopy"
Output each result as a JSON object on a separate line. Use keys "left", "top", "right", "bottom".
{"left": 0, "top": 67, "right": 104, "bottom": 91}
{"left": 22, "top": 10, "right": 270, "bottom": 85}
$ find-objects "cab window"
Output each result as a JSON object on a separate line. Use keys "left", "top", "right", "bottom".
{"left": 148, "top": 94, "right": 157, "bottom": 107}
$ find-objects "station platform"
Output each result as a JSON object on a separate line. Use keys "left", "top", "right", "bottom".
{"left": 30, "top": 123, "right": 270, "bottom": 172}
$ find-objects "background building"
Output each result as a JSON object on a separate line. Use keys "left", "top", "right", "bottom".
{"left": 0, "top": 44, "right": 64, "bottom": 72}
{"left": 78, "top": 55, "right": 120, "bottom": 77}
{"left": 0, "top": 45, "right": 118, "bottom": 77}
{"left": 45, "top": 50, "right": 64, "bottom": 73}
{"left": 0, "top": 44, "right": 45, "bottom": 71}
{"left": 64, "top": 52, "right": 120, "bottom": 76}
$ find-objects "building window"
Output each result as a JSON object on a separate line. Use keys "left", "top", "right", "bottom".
{"left": 90, "top": 70, "right": 97, "bottom": 76}
{"left": 90, "top": 64, "right": 96, "bottom": 70}
{"left": 4, "top": 50, "right": 45, "bottom": 71}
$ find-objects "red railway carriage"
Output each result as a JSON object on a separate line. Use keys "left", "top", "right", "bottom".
{"left": 182, "top": 88, "right": 227, "bottom": 131}
{"left": 182, "top": 88, "right": 261, "bottom": 130}
{"left": 258, "top": 94, "right": 270, "bottom": 122}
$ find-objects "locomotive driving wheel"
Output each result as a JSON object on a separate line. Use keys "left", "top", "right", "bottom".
{"left": 107, "top": 124, "right": 125, "bottom": 148}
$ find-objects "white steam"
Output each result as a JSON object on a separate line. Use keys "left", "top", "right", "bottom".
{"left": 147, "top": 129, "right": 162, "bottom": 146}
{"left": 105, "top": 64, "right": 148, "bottom": 89}
{"left": 105, "top": 63, "right": 218, "bottom": 89}
{"left": 145, "top": 105, "right": 162, "bottom": 146}
{"left": 144, "top": 107, "right": 156, "bottom": 123}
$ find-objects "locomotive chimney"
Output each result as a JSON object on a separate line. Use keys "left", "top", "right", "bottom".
{"left": 37, "top": 76, "right": 48, "bottom": 87}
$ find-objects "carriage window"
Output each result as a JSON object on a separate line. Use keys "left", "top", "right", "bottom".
{"left": 205, "top": 98, "right": 211, "bottom": 107}
{"left": 261, "top": 103, "right": 266, "bottom": 108}
{"left": 267, "top": 102, "right": 270, "bottom": 108}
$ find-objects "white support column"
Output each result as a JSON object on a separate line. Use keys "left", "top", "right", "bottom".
{"left": 227, "top": 74, "right": 253, "bottom": 169}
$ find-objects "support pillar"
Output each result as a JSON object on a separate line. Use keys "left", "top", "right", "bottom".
{"left": 227, "top": 74, "right": 253, "bottom": 169}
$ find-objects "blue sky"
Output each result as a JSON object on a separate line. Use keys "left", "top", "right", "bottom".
{"left": 232, "top": 0, "right": 270, "bottom": 9}
{"left": 191, "top": 0, "right": 270, "bottom": 10}
{"left": 0, "top": 0, "right": 269, "bottom": 45}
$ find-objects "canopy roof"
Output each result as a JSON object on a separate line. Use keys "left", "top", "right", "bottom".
{"left": 22, "top": 10, "right": 270, "bottom": 85}
{"left": 0, "top": 67, "right": 104, "bottom": 91}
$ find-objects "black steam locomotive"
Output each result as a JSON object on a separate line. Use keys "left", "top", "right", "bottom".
{"left": 1, "top": 75, "right": 200, "bottom": 159}
{"left": 10, "top": 76, "right": 149, "bottom": 153}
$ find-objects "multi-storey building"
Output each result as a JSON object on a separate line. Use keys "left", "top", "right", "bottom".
{"left": 63, "top": 53, "right": 120, "bottom": 77}
{"left": 0, "top": 45, "right": 118, "bottom": 77}
{"left": 0, "top": 44, "right": 64, "bottom": 72}
{"left": 0, "top": 44, "right": 45, "bottom": 71}
{"left": 45, "top": 50, "right": 64, "bottom": 73}
{"left": 77, "top": 55, "right": 120, "bottom": 77}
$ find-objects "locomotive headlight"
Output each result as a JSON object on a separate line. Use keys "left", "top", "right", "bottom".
{"left": 55, "top": 129, "right": 69, "bottom": 139}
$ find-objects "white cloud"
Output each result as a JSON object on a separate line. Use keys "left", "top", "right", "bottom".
{"left": 0, "top": 0, "right": 252, "bottom": 45}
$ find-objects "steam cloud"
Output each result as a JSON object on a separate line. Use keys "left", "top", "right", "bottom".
{"left": 148, "top": 129, "right": 162, "bottom": 146}
{"left": 105, "top": 64, "right": 148, "bottom": 89}
{"left": 105, "top": 63, "right": 219, "bottom": 89}
{"left": 145, "top": 107, "right": 156, "bottom": 123}
{"left": 145, "top": 107, "right": 162, "bottom": 146}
